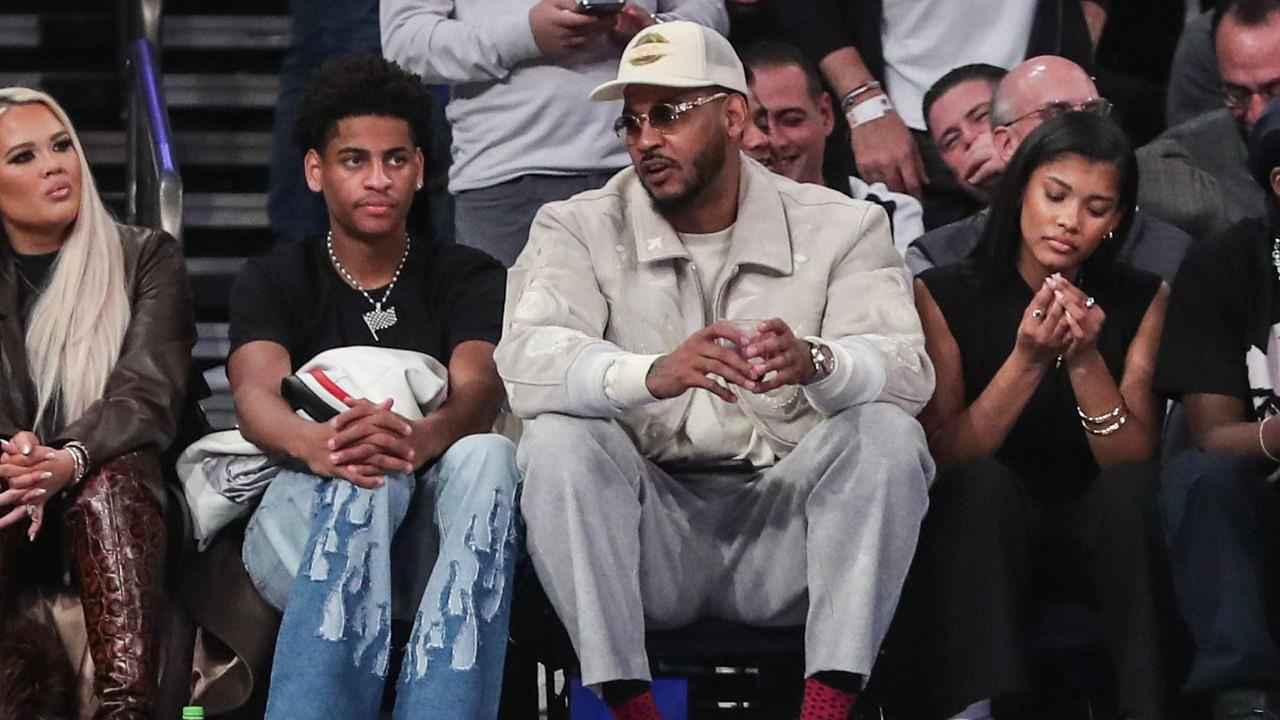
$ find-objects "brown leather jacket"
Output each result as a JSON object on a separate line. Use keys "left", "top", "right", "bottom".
{"left": 0, "top": 225, "right": 196, "bottom": 485}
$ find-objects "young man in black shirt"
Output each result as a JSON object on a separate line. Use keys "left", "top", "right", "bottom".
{"left": 1156, "top": 98, "right": 1280, "bottom": 720}
{"left": 226, "top": 56, "right": 518, "bottom": 720}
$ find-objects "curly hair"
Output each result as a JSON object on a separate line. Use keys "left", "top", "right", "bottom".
{"left": 293, "top": 54, "right": 432, "bottom": 154}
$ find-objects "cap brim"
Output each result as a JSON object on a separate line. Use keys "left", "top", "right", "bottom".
{"left": 588, "top": 76, "right": 718, "bottom": 102}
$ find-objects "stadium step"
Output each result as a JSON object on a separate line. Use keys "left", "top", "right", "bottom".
{"left": 166, "top": 8, "right": 288, "bottom": 425}
{"left": 80, "top": 130, "right": 272, "bottom": 167}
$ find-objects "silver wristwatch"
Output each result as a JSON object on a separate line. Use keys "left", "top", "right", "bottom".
{"left": 807, "top": 341, "right": 836, "bottom": 383}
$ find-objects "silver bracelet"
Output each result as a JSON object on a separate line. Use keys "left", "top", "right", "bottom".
{"left": 62, "top": 441, "right": 90, "bottom": 486}
{"left": 1260, "top": 415, "right": 1279, "bottom": 463}
{"left": 839, "top": 80, "right": 882, "bottom": 114}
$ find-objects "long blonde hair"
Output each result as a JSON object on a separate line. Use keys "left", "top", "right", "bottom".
{"left": 0, "top": 88, "right": 129, "bottom": 430}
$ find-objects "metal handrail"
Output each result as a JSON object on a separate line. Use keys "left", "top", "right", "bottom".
{"left": 121, "top": 0, "right": 182, "bottom": 241}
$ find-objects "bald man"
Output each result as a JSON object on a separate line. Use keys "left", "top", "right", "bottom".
{"left": 903, "top": 56, "right": 1192, "bottom": 281}
{"left": 987, "top": 55, "right": 1107, "bottom": 154}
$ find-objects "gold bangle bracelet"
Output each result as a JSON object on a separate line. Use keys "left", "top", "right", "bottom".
{"left": 1082, "top": 414, "right": 1127, "bottom": 436}
{"left": 1078, "top": 403, "right": 1124, "bottom": 425}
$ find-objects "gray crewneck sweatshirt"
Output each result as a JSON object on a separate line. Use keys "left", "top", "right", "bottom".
{"left": 382, "top": 0, "right": 728, "bottom": 193}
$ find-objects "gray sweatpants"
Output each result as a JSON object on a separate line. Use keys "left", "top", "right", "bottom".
{"left": 518, "top": 403, "right": 936, "bottom": 688}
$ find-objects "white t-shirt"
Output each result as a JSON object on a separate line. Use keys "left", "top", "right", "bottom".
{"left": 601, "top": 226, "right": 775, "bottom": 465}
{"left": 881, "top": 0, "right": 1037, "bottom": 130}
{"left": 846, "top": 176, "right": 925, "bottom": 254}
{"left": 672, "top": 226, "right": 775, "bottom": 466}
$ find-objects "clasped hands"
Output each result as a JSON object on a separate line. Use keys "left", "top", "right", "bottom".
{"left": 0, "top": 431, "right": 78, "bottom": 539}
{"left": 298, "top": 398, "right": 438, "bottom": 489}
{"left": 1015, "top": 273, "right": 1105, "bottom": 366}
{"left": 645, "top": 318, "right": 817, "bottom": 402}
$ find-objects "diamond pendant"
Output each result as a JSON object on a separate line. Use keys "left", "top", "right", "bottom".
{"left": 363, "top": 303, "right": 398, "bottom": 340}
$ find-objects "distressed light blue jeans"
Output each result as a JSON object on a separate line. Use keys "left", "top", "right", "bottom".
{"left": 242, "top": 433, "right": 519, "bottom": 720}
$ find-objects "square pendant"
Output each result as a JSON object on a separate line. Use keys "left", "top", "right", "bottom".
{"left": 363, "top": 306, "right": 398, "bottom": 340}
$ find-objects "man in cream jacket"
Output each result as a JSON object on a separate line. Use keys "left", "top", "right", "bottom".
{"left": 495, "top": 22, "right": 935, "bottom": 720}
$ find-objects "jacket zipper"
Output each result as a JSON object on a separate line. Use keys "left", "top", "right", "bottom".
{"left": 709, "top": 264, "right": 796, "bottom": 451}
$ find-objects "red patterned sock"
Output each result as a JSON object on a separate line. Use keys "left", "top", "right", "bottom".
{"left": 800, "top": 676, "right": 858, "bottom": 720}
{"left": 608, "top": 690, "right": 662, "bottom": 720}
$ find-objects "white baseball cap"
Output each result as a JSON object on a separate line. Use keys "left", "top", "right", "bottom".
{"left": 589, "top": 21, "right": 748, "bottom": 102}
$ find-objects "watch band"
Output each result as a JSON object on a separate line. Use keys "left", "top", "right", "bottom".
{"left": 808, "top": 341, "right": 835, "bottom": 383}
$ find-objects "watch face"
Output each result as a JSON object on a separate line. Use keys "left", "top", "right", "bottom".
{"left": 811, "top": 344, "right": 833, "bottom": 376}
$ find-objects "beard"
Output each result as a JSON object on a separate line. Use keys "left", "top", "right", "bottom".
{"left": 638, "top": 131, "right": 728, "bottom": 213}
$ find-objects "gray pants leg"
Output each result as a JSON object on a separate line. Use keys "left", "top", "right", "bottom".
{"left": 518, "top": 403, "right": 935, "bottom": 688}
{"left": 453, "top": 171, "right": 618, "bottom": 267}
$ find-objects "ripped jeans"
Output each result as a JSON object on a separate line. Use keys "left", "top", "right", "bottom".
{"left": 242, "top": 433, "right": 520, "bottom": 720}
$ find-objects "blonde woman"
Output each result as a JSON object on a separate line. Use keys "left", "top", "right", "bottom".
{"left": 0, "top": 87, "right": 195, "bottom": 720}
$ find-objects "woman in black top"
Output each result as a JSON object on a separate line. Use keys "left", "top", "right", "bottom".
{"left": 894, "top": 113, "right": 1177, "bottom": 719}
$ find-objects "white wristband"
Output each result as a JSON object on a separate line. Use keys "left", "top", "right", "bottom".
{"left": 846, "top": 94, "right": 893, "bottom": 128}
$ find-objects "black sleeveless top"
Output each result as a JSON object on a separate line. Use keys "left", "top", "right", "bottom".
{"left": 919, "top": 260, "right": 1161, "bottom": 492}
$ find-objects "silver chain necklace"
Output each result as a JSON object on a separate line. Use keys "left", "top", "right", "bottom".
{"left": 326, "top": 230, "right": 410, "bottom": 341}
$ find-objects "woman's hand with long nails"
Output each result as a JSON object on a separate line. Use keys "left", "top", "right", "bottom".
{"left": 0, "top": 432, "right": 75, "bottom": 539}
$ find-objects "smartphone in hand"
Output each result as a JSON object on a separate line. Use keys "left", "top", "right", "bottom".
{"left": 576, "top": 0, "right": 626, "bottom": 15}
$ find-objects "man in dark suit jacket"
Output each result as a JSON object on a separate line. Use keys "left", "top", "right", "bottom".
{"left": 1137, "top": 0, "right": 1279, "bottom": 243}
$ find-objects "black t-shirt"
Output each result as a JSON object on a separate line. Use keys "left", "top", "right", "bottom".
{"left": 12, "top": 248, "right": 58, "bottom": 308}
{"left": 228, "top": 235, "right": 505, "bottom": 369}
{"left": 13, "top": 249, "right": 57, "bottom": 284}
{"left": 1156, "top": 218, "right": 1280, "bottom": 420}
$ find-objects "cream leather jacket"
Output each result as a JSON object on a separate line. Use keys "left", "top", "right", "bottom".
{"left": 495, "top": 155, "right": 934, "bottom": 458}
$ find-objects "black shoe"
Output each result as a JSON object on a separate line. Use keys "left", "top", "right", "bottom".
{"left": 1212, "top": 688, "right": 1280, "bottom": 720}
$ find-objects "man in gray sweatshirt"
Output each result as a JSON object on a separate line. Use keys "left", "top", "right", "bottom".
{"left": 382, "top": 0, "right": 728, "bottom": 266}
